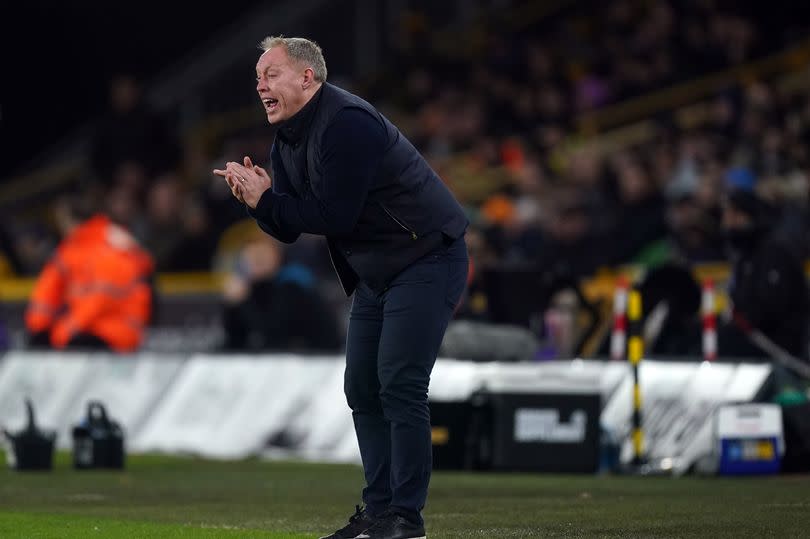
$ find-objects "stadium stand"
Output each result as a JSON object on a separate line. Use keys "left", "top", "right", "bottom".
{"left": 2, "top": 0, "right": 810, "bottom": 360}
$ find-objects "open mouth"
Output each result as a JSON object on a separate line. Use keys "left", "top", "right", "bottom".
{"left": 262, "top": 97, "right": 279, "bottom": 111}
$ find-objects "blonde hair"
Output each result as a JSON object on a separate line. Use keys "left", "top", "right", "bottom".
{"left": 259, "top": 36, "right": 327, "bottom": 82}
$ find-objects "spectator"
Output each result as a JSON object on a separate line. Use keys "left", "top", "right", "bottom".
{"left": 607, "top": 152, "right": 668, "bottom": 264}
{"left": 0, "top": 219, "right": 56, "bottom": 277}
{"left": 161, "top": 198, "right": 220, "bottom": 272}
{"left": 221, "top": 236, "right": 342, "bottom": 352}
{"left": 533, "top": 194, "right": 607, "bottom": 280}
{"left": 103, "top": 179, "right": 148, "bottom": 240}
{"left": 0, "top": 219, "right": 25, "bottom": 275}
{"left": 142, "top": 174, "right": 186, "bottom": 271}
{"left": 8, "top": 0, "right": 810, "bottom": 347}
{"left": 25, "top": 193, "right": 155, "bottom": 352}
{"left": 664, "top": 183, "right": 724, "bottom": 264}
{"left": 90, "top": 74, "right": 179, "bottom": 184}
{"left": 719, "top": 188, "right": 809, "bottom": 359}
{"left": 638, "top": 263, "right": 702, "bottom": 357}
{"left": 454, "top": 227, "right": 496, "bottom": 322}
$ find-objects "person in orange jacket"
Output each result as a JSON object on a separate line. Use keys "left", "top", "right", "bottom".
{"left": 25, "top": 194, "right": 155, "bottom": 352}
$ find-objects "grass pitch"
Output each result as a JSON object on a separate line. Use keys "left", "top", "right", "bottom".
{"left": 0, "top": 453, "right": 808, "bottom": 538}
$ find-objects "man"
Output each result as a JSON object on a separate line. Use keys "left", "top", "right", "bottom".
{"left": 221, "top": 235, "right": 342, "bottom": 352}
{"left": 213, "top": 37, "right": 468, "bottom": 539}
{"left": 25, "top": 193, "right": 155, "bottom": 352}
{"left": 90, "top": 74, "right": 179, "bottom": 183}
{"left": 719, "top": 187, "right": 808, "bottom": 360}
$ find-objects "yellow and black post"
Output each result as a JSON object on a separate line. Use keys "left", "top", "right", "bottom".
{"left": 627, "top": 288, "right": 645, "bottom": 466}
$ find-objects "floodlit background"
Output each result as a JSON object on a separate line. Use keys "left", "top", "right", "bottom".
{"left": 3, "top": 0, "right": 810, "bottom": 357}
{"left": 1, "top": 1, "right": 810, "bottom": 536}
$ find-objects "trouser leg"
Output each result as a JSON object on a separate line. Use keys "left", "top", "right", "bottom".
{"left": 378, "top": 238, "right": 468, "bottom": 524}
{"left": 344, "top": 284, "right": 389, "bottom": 515}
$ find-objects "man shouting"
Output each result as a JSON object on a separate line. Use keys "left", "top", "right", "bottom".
{"left": 214, "top": 36, "right": 468, "bottom": 539}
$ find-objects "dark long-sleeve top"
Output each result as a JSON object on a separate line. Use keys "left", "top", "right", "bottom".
{"left": 249, "top": 108, "right": 386, "bottom": 242}
{"left": 245, "top": 82, "right": 468, "bottom": 295}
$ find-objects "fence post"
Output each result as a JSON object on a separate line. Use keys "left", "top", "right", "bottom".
{"left": 702, "top": 279, "right": 717, "bottom": 361}
{"left": 627, "top": 288, "right": 645, "bottom": 466}
{"left": 611, "top": 276, "right": 629, "bottom": 361}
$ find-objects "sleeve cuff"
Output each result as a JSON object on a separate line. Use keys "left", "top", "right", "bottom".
{"left": 247, "top": 189, "right": 275, "bottom": 220}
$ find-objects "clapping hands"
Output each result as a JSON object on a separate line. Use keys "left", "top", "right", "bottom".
{"left": 213, "top": 156, "right": 272, "bottom": 209}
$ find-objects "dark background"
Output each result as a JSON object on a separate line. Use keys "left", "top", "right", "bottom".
{"left": 1, "top": 2, "right": 264, "bottom": 175}
{"left": 4, "top": 0, "right": 810, "bottom": 178}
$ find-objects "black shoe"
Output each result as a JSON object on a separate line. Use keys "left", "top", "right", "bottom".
{"left": 319, "top": 505, "right": 377, "bottom": 539}
{"left": 355, "top": 511, "right": 426, "bottom": 539}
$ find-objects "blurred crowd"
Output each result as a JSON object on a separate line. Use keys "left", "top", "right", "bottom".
{"left": 3, "top": 0, "right": 810, "bottom": 357}
{"left": 372, "top": 0, "right": 809, "bottom": 277}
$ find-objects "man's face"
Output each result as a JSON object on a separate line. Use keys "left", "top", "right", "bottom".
{"left": 255, "top": 47, "right": 309, "bottom": 124}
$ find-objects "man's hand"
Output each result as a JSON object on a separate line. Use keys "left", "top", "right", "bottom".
{"left": 213, "top": 164, "right": 245, "bottom": 204}
{"left": 213, "top": 156, "right": 272, "bottom": 209}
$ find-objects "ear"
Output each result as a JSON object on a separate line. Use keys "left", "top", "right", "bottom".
{"left": 302, "top": 67, "right": 315, "bottom": 90}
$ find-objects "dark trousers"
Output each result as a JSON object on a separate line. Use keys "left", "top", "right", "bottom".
{"left": 344, "top": 236, "right": 468, "bottom": 525}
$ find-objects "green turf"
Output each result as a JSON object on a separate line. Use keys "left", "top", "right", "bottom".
{"left": 0, "top": 452, "right": 808, "bottom": 538}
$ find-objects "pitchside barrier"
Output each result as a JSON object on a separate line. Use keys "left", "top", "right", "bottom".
{"left": 0, "top": 352, "right": 772, "bottom": 473}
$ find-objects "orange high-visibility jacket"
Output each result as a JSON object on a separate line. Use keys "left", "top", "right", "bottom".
{"left": 25, "top": 214, "right": 155, "bottom": 352}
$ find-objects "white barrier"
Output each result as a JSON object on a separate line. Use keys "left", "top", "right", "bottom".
{"left": 0, "top": 353, "right": 772, "bottom": 471}
{"left": 600, "top": 361, "right": 771, "bottom": 474}
{"left": 132, "top": 355, "right": 343, "bottom": 459}
{"left": 0, "top": 351, "right": 185, "bottom": 449}
{"left": 0, "top": 352, "right": 97, "bottom": 440}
